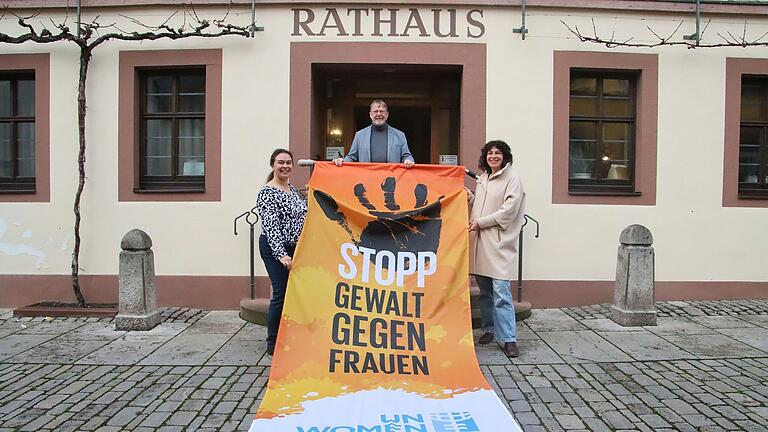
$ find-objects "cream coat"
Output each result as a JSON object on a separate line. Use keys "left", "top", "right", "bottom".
{"left": 469, "top": 163, "right": 526, "bottom": 280}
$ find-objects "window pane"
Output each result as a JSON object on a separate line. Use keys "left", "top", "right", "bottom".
{"left": 178, "top": 74, "right": 205, "bottom": 113}
{"left": 739, "top": 126, "right": 762, "bottom": 183}
{"left": 569, "top": 142, "right": 595, "bottom": 179}
{"left": 603, "top": 98, "right": 632, "bottom": 117}
{"left": 0, "top": 123, "right": 10, "bottom": 177}
{"left": 602, "top": 123, "right": 630, "bottom": 168}
{"left": 570, "top": 78, "right": 597, "bottom": 96}
{"left": 178, "top": 119, "right": 205, "bottom": 176}
{"left": 0, "top": 80, "right": 10, "bottom": 117}
{"left": 325, "top": 108, "right": 345, "bottom": 158}
{"left": 569, "top": 121, "right": 596, "bottom": 178}
{"left": 17, "top": 79, "right": 35, "bottom": 117}
{"left": 145, "top": 119, "right": 172, "bottom": 176}
{"left": 570, "top": 96, "right": 597, "bottom": 116}
{"left": 145, "top": 76, "right": 173, "bottom": 113}
{"left": 741, "top": 83, "right": 765, "bottom": 122}
{"left": 603, "top": 122, "right": 629, "bottom": 142}
{"left": 16, "top": 122, "right": 35, "bottom": 177}
{"left": 179, "top": 74, "right": 205, "bottom": 93}
{"left": 601, "top": 143, "right": 628, "bottom": 174}
{"left": 570, "top": 121, "right": 597, "bottom": 141}
{"left": 740, "top": 126, "right": 761, "bottom": 146}
{"left": 603, "top": 79, "right": 630, "bottom": 97}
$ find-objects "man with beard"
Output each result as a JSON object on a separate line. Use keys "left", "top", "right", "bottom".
{"left": 333, "top": 100, "right": 415, "bottom": 168}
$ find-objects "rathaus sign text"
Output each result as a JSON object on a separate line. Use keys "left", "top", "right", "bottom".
{"left": 292, "top": 8, "right": 485, "bottom": 38}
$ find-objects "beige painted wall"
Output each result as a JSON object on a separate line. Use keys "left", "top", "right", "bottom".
{"left": 1, "top": 5, "right": 767, "bottom": 284}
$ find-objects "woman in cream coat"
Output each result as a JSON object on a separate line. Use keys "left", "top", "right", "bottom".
{"left": 467, "top": 140, "right": 526, "bottom": 357}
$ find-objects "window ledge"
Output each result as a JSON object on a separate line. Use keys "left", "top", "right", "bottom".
{"left": 133, "top": 188, "right": 205, "bottom": 194}
{"left": 568, "top": 190, "right": 641, "bottom": 197}
{"left": 737, "top": 193, "right": 768, "bottom": 200}
{"left": 0, "top": 188, "right": 37, "bottom": 194}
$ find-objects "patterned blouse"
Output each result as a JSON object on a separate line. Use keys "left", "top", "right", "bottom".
{"left": 256, "top": 184, "right": 308, "bottom": 258}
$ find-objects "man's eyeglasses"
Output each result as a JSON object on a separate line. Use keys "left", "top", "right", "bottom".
{"left": 370, "top": 109, "right": 388, "bottom": 114}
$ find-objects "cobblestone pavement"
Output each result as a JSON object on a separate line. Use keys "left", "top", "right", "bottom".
{"left": 1, "top": 302, "right": 767, "bottom": 431}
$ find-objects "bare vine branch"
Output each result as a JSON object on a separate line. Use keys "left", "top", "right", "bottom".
{"left": 562, "top": 17, "right": 768, "bottom": 49}
{"left": 0, "top": 3, "right": 257, "bottom": 307}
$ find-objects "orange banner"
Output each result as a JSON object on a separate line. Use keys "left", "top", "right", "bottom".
{"left": 250, "top": 162, "right": 521, "bottom": 432}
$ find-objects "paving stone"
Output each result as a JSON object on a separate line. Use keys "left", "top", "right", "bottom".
{"left": 106, "top": 406, "right": 142, "bottom": 427}
{"left": 166, "top": 411, "right": 196, "bottom": 426}
{"left": 639, "top": 413, "right": 671, "bottom": 428}
{"left": 662, "top": 398, "right": 698, "bottom": 415}
{"left": 0, "top": 334, "right": 57, "bottom": 361}
{"left": 600, "top": 331, "right": 692, "bottom": 361}
{"left": 509, "top": 400, "right": 532, "bottom": 412}
{"left": 9, "top": 338, "right": 111, "bottom": 363}
{"left": 140, "top": 411, "right": 172, "bottom": 427}
{"left": 663, "top": 333, "right": 765, "bottom": 358}
{"left": 526, "top": 309, "right": 587, "bottom": 331}
{"left": 184, "top": 311, "right": 244, "bottom": 335}
{"left": 511, "top": 339, "right": 565, "bottom": 364}
{"left": 602, "top": 410, "right": 634, "bottom": 429}
{"left": 555, "top": 414, "right": 584, "bottom": 429}
{"left": 537, "top": 387, "right": 565, "bottom": 403}
{"left": 514, "top": 411, "right": 541, "bottom": 425}
{"left": 537, "top": 331, "right": 632, "bottom": 363}
{"left": 78, "top": 334, "right": 172, "bottom": 365}
{"left": 213, "top": 401, "right": 237, "bottom": 414}
{"left": 138, "top": 334, "right": 229, "bottom": 366}
{"left": 689, "top": 316, "right": 755, "bottom": 329}
{"left": 547, "top": 402, "right": 575, "bottom": 415}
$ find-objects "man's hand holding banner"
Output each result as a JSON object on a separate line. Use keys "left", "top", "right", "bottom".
{"left": 250, "top": 162, "right": 522, "bottom": 432}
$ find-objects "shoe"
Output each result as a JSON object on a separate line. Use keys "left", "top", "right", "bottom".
{"left": 266, "top": 345, "right": 275, "bottom": 356}
{"left": 478, "top": 332, "right": 494, "bottom": 345}
{"left": 503, "top": 342, "right": 519, "bottom": 358}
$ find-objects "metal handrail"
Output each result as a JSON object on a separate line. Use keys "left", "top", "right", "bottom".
{"left": 234, "top": 208, "right": 259, "bottom": 299}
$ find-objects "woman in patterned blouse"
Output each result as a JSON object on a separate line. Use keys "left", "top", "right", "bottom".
{"left": 256, "top": 148, "right": 308, "bottom": 356}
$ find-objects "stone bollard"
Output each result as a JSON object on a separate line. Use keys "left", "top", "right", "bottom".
{"left": 115, "top": 229, "right": 162, "bottom": 331}
{"left": 609, "top": 224, "right": 657, "bottom": 326}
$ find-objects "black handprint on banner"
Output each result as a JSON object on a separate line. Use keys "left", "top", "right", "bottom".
{"left": 314, "top": 177, "right": 443, "bottom": 268}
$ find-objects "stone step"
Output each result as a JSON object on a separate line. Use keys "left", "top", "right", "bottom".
{"left": 239, "top": 298, "right": 269, "bottom": 326}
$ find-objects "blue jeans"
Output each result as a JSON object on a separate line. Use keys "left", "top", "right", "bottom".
{"left": 476, "top": 275, "right": 517, "bottom": 342}
{"left": 259, "top": 235, "right": 295, "bottom": 350}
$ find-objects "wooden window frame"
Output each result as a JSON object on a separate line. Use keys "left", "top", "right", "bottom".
{"left": 723, "top": 58, "right": 768, "bottom": 207}
{"left": 568, "top": 70, "right": 638, "bottom": 195}
{"left": 736, "top": 76, "right": 768, "bottom": 199}
{"left": 118, "top": 49, "right": 221, "bottom": 202}
{"left": 138, "top": 68, "right": 206, "bottom": 192}
{"left": 0, "top": 53, "right": 49, "bottom": 202}
{"left": 553, "top": 51, "right": 658, "bottom": 206}
{"left": 0, "top": 72, "right": 36, "bottom": 193}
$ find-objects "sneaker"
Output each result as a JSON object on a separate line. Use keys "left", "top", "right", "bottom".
{"left": 503, "top": 342, "right": 519, "bottom": 358}
{"left": 478, "top": 332, "right": 494, "bottom": 345}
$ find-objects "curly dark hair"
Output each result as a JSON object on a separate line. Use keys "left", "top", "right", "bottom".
{"left": 478, "top": 140, "right": 513, "bottom": 175}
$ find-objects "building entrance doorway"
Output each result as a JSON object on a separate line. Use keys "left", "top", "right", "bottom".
{"left": 314, "top": 64, "right": 460, "bottom": 165}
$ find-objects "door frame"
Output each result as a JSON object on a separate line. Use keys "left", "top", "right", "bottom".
{"left": 289, "top": 41, "right": 486, "bottom": 186}
{"left": 315, "top": 66, "right": 461, "bottom": 165}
